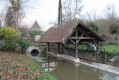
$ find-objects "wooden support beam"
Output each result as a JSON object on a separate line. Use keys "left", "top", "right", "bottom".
{"left": 92, "top": 40, "right": 98, "bottom": 60}
{"left": 81, "top": 33, "right": 84, "bottom": 37}
{"left": 78, "top": 28, "right": 90, "bottom": 37}
{"left": 58, "top": 43, "right": 60, "bottom": 54}
{"left": 93, "top": 40, "right": 100, "bottom": 61}
{"left": 77, "top": 34, "right": 83, "bottom": 43}
{"left": 75, "top": 29, "right": 78, "bottom": 58}
{"left": 70, "top": 39, "right": 76, "bottom": 44}
{"left": 47, "top": 43, "right": 50, "bottom": 52}
{"left": 70, "top": 37, "right": 94, "bottom": 39}
{"left": 97, "top": 42, "right": 100, "bottom": 54}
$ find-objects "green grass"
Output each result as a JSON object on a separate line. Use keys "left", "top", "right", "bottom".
{"left": 101, "top": 45, "right": 119, "bottom": 53}
{"left": 68, "top": 43, "right": 119, "bottom": 58}
{"left": 0, "top": 52, "right": 57, "bottom": 80}
{"left": 68, "top": 43, "right": 87, "bottom": 51}
{"left": 100, "top": 44, "right": 119, "bottom": 58}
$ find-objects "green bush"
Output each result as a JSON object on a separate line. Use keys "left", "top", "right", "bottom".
{"left": 0, "top": 27, "right": 20, "bottom": 50}
{"left": 29, "top": 30, "right": 43, "bottom": 38}
{"left": 109, "top": 24, "right": 119, "bottom": 34}
{"left": 87, "top": 22, "right": 100, "bottom": 33}
{"left": 0, "top": 40, "right": 6, "bottom": 50}
{"left": 100, "top": 43, "right": 119, "bottom": 59}
{"left": 16, "top": 40, "right": 31, "bottom": 53}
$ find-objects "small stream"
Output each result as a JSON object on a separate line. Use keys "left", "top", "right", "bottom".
{"left": 29, "top": 53, "right": 119, "bottom": 80}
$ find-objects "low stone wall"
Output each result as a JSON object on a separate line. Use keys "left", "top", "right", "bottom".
{"left": 22, "top": 38, "right": 35, "bottom": 45}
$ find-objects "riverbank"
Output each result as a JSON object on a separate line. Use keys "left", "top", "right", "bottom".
{"left": 0, "top": 51, "right": 57, "bottom": 80}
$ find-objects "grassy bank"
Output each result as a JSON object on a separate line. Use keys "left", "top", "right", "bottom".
{"left": 101, "top": 43, "right": 119, "bottom": 58}
{"left": 0, "top": 52, "right": 57, "bottom": 80}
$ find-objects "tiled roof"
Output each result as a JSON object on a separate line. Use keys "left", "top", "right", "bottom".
{"left": 39, "top": 20, "right": 105, "bottom": 43}
{"left": 31, "top": 21, "right": 41, "bottom": 29}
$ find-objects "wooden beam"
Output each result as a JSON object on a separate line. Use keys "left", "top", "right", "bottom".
{"left": 81, "top": 33, "right": 84, "bottom": 37}
{"left": 75, "top": 29, "right": 78, "bottom": 58}
{"left": 58, "top": 43, "right": 60, "bottom": 54}
{"left": 97, "top": 42, "right": 100, "bottom": 54}
{"left": 70, "top": 39, "right": 76, "bottom": 44}
{"left": 93, "top": 40, "right": 100, "bottom": 61}
{"left": 77, "top": 34, "right": 83, "bottom": 43}
{"left": 92, "top": 40, "right": 98, "bottom": 60}
{"left": 47, "top": 43, "right": 50, "bottom": 52}
{"left": 77, "top": 28, "right": 90, "bottom": 37}
{"left": 70, "top": 37, "right": 94, "bottom": 39}
{"left": 79, "top": 37, "right": 94, "bottom": 39}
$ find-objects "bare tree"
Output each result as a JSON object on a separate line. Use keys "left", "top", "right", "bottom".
{"left": 0, "top": 0, "right": 29, "bottom": 28}
{"left": 103, "top": 4, "right": 119, "bottom": 44}
{"left": 0, "top": 9, "right": 6, "bottom": 27}
{"left": 104, "top": 4, "right": 119, "bottom": 33}
{"left": 10, "top": 0, "right": 27, "bottom": 28}
{"left": 18, "top": 25, "right": 30, "bottom": 37}
{"left": 5, "top": 7, "right": 14, "bottom": 27}
{"left": 62, "top": 0, "right": 83, "bottom": 22}
{"left": 105, "top": 4, "right": 117, "bottom": 20}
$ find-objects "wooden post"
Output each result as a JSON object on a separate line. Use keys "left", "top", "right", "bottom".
{"left": 93, "top": 40, "right": 97, "bottom": 60}
{"left": 60, "top": 43, "right": 64, "bottom": 54}
{"left": 93, "top": 40, "right": 100, "bottom": 61}
{"left": 58, "top": 43, "right": 60, "bottom": 54}
{"left": 75, "top": 29, "right": 78, "bottom": 58}
{"left": 97, "top": 42, "right": 100, "bottom": 54}
{"left": 47, "top": 43, "right": 50, "bottom": 52}
{"left": 96, "top": 41, "right": 100, "bottom": 61}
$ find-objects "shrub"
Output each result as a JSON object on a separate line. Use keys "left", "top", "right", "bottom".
{"left": 0, "top": 40, "right": 6, "bottom": 50}
{"left": 16, "top": 40, "right": 31, "bottom": 53}
{"left": 0, "top": 27, "right": 20, "bottom": 50}
{"left": 109, "top": 24, "right": 119, "bottom": 34}
{"left": 87, "top": 22, "right": 100, "bottom": 33}
{"left": 100, "top": 44, "right": 119, "bottom": 59}
{"left": 29, "top": 30, "right": 43, "bottom": 38}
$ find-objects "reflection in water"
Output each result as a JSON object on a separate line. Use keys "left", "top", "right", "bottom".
{"left": 39, "top": 56, "right": 119, "bottom": 80}
{"left": 37, "top": 55, "right": 119, "bottom": 80}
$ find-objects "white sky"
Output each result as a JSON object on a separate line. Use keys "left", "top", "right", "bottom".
{"left": 1, "top": 0, "right": 119, "bottom": 31}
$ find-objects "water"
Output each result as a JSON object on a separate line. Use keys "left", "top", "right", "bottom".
{"left": 30, "top": 53, "right": 119, "bottom": 80}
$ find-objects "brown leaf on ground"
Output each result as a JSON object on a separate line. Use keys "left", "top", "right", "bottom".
{"left": 16, "top": 67, "right": 26, "bottom": 72}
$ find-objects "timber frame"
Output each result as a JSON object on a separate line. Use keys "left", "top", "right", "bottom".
{"left": 39, "top": 20, "right": 105, "bottom": 59}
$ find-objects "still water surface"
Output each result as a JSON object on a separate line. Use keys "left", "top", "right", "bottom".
{"left": 37, "top": 56, "right": 119, "bottom": 80}
{"left": 27, "top": 51, "right": 119, "bottom": 80}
